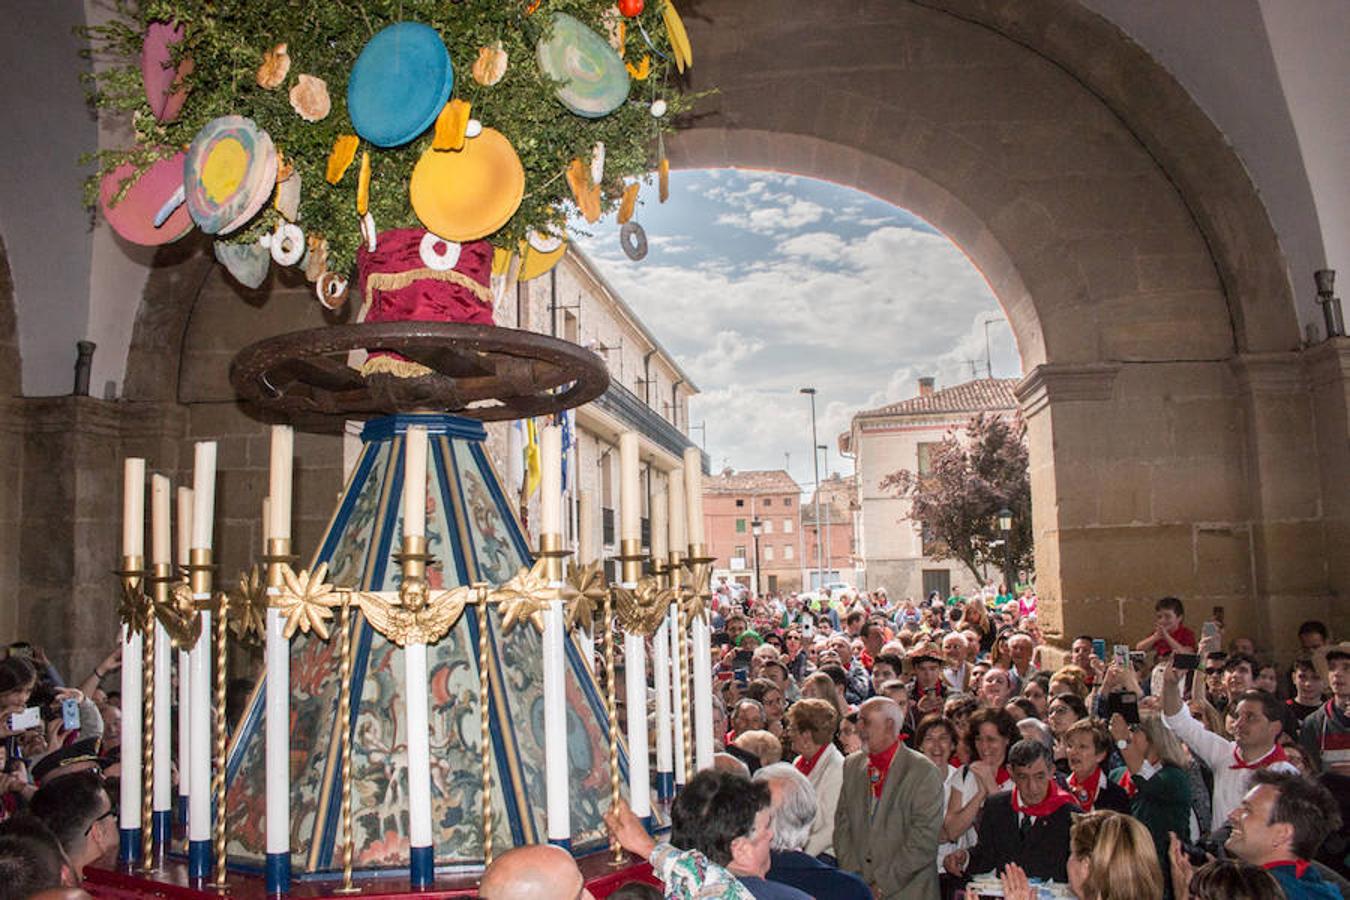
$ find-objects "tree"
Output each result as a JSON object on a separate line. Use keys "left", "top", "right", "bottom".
{"left": 879, "top": 413, "right": 1032, "bottom": 587}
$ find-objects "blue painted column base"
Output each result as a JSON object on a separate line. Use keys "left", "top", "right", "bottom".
{"left": 152, "top": 810, "right": 173, "bottom": 847}
{"left": 656, "top": 771, "right": 675, "bottom": 800}
{"left": 188, "top": 840, "right": 213, "bottom": 880}
{"left": 265, "top": 852, "right": 291, "bottom": 895}
{"left": 409, "top": 845, "right": 434, "bottom": 888}
{"left": 118, "top": 828, "right": 141, "bottom": 866}
{"left": 547, "top": 837, "right": 572, "bottom": 851}
{"left": 640, "top": 815, "right": 653, "bottom": 834}
{"left": 177, "top": 796, "right": 189, "bottom": 828}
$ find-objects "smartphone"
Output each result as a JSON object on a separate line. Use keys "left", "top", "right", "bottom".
{"left": 60, "top": 698, "right": 80, "bottom": 732}
{"left": 1113, "top": 644, "right": 1130, "bottom": 668}
{"left": 1109, "top": 691, "right": 1141, "bottom": 725}
{"left": 7, "top": 645, "right": 32, "bottom": 660}
{"left": 732, "top": 649, "right": 753, "bottom": 668}
{"left": 733, "top": 668, "right": 749, "bottom": 685}
{"left": 1092, "top": 638, "right": 1107, "bottom": 661}
{"left": 1211, "top": 605, "right": 1225, "bottom": 626}
{"left": 1129, "top": 650, "right": 1147, "bottom": 664}
{"left": 715, "top": 670, "right": 733, "bottom": 683}
{"left": 1173, "top": 653, "right": 1199, "bottom": 671}
{"left": 7, "top": 707, "right": 40, "bottom": 732}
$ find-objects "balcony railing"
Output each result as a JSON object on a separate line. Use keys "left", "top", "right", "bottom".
{"left": 593, "top": 380, "right": 709, "bottom": 473}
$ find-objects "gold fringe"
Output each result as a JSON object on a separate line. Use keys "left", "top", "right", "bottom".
{"left": 359, "top": 356, "right": 434, "bottom": 379}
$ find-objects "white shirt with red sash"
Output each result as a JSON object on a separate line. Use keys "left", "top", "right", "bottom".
{"left": 1164, "top": 702, "right": 1298, "bottom": 831}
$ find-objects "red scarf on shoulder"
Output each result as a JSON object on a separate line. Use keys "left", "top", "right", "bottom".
{"left": 1230, "top": 743, "right": 1287, "bottom": 770}
{"left": 795, "top": 743, "right": 827, "bottom": 778}
{"left": 1067, "top": 767, "right": 1103, "bottom": 808}
{"left": 1011, "top": 780, "right": 1079, "bottom": 819}
{"left": 867, "top": 739, "right": 901, "bottom": 798}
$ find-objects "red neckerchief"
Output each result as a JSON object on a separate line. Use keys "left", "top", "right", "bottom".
{"left": 1116, "top": 768, "right": 1137, "bottom": 798}
{"left": 867, "top": 739, "right": 901, "bottom": 798}
{"left": 1067, "top": 767, "right": 1103, "bottom": 808}
{"left": 1230, "top": 743, "right": 1287, "bottom": 770}
{"left": 995, "top": 765, "right": 1012, "bottom": 786}
{"left": 1263, "top": 859, "right": 1311, "bottom": 879}
{"left": 1011, "top": 779, "right": 1079, "bottom": 819}
{"left": 795, "top": 743, "right": 827, "bottom": 778}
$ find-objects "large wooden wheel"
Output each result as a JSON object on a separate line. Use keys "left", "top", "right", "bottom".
{"left": 230, "top": 323, "right": 609, "bottom": 426}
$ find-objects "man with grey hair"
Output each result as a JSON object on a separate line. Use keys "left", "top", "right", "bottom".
{"left": 753, "top": 763, "right": 870, "bottom": 900}
{"left": 1017, "top": 717, "right": 1054, "bottom": 751}
{"left": 835, "top": 696, "right": 944, "bottom": 899}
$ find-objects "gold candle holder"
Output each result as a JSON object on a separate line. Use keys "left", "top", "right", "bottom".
{"left": 536, "top": 532, "right": 569, "bottom": 583}
{"left": 262, "top": 537, "right": 296, "bottom": 589}
{"left": 616, "top": 538, "right": 645, "bottom": 586}
{"left": 670, "top": 551, "right": 693, "bottom": 780}
{"left": 475, "top": 584, "right": 494, "bottom": 868}
{"left": 333, "top": 592, "right": 360, "bottom": 895}
{"left": 116, "top": 554, "right": 146, "bottom": 598}
{"left": 602, "top": 586, "right": 623, "bottom": 867}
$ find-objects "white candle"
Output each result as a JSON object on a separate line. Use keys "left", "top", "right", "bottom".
{"left": 651, "top": 482, "right": 669, "bottom": 562}
{"left": 653, "top": 613, "right": 672, "bottom": 796}
{"left": 683, "top": 447, "right": 704, "bottom": 547}
{"left": 176, "top": 488, "right": 192, "bottom": 810}
{"left": 404, "top": 642, "right": 433, "bottom": 848}
{"left": 625, "top": 633, "right": 651, "bottom": 819}
{"left": 268, "top": 425, "right": 293, "bottom": 541}
{"left": 540, "top": 425, "right": 562, "bottom": 536}
{"left": 692, "top": 615, "right": 714, "bottom": 771}
{"left": 577, "top": 490, "right": 595, "bottom": 564}
{"left": 190, "top": 443, "right": 216, "bottom": 550}
{"left": 150, "top": 475, "right": 172, "bottom": 819}
{"left": 151, "top": 474, "right": 171, "bottom": 565}
{"left": 403, "top": 426, "right": 428, "bottom": 539}
{"left": 670, "top": 606, "right": 686, "bottom": 785}
{"left": 123, "top": 458, "right": 145, "bottom": 558}
{"left": 188, "top": 611, "right": 211, "bottom": 844}
{"left": 119, "top": 624, "right": 143, "bottom": 838}
{"left": 668, "top": 470, "right": 687, "bottom": 556}
{"left": 619, "top": 433, "right": 640, "bottom": 543}
{"left": 543, "top": 599, "right": 569, "bottom": 841}
{"left": 265, "top": 607, "right": 289, "bottom": 855}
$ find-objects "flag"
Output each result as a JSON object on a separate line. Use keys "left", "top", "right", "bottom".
{"left": 556, "top": 409, "right": 575, "bottom": 493}
{"left": 524, "top": 417, "right": 541, "bottom": 500}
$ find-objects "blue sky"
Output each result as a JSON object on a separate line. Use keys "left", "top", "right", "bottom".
{"left": 571, "top": 169, "right": 1021, "bottom": 491}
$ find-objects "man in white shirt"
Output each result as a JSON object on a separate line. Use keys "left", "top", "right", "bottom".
{"left": 1161, "top": 660, "right": 1298, "bottom": 831}
{"left": 942, "top": 632, "right": 970, "bottom": 693}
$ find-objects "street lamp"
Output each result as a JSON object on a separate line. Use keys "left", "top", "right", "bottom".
{"left": 997, "top": 507, "right": 1013, "bottom": 595}
{"left": 799, "top": 387, "right": 822, "bottom": 592}
{"left": 818, "top": 443, "right": 832, "bottom": 587}
{"left": 751, "top": 517, "right": 763, "bottom": 598}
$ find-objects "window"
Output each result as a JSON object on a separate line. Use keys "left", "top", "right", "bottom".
{"left": 783, "top": 518, "right": 793, "bottom": 534}
{"left": 764, "top": 545, "right": 775, "bottom": 561}
{"left": 784, "top": 497, "right": 792, "bottom": 507}
{"left": 735, "top": 498, "right": 745, "bottom": 508}
{"left": 762, "top": 498, "right": 772, "bottom": 507}
{"left": 917, "top": 441, "right": 942, "bottom": 476}
{"left": 762, "top": 520, "right": 773, "bottom": 534}
{"left": 784, "top": 544, "right": 794, "bottom": 560}
{"left": 735, "top": 518, "right": 746, "bottom": 533}
{"left": 734, "top": 545, "right": 747, "bottom": 559}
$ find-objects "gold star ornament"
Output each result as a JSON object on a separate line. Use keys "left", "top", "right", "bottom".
{"left": 275, "top": 562, "right": 341, "bottom": 640}
{"left": 493, "top": 557, "right": 557, "bottom": 634}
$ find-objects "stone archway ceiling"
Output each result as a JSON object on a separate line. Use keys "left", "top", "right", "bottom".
{"left": 663, "top": 0, "right": 1299, "bottom": 365}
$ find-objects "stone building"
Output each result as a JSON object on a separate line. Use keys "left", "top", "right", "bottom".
{"left": 844, "top": 377, "right": 1020, "bottom": 600}
{"left": 801, "top": 474, "right": 860, "bottom": 592}
{"left": 495, "top": 247, "right": 702, "bottom": 581}
{"left": 1, "top": 2, "right": 1346, "bottom": 677}
{"left": 701, "top": 469, "right": 803, "bottom": 595}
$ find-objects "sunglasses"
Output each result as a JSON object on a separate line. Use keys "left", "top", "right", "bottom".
{"left": 1204, "top": 668, "right": 1225, "bottom": 675}
{"left": 85, "top": 808, "right": 116, "bottom": 836}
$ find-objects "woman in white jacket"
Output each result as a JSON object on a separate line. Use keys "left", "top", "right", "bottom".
{"left": 786, "top": 698, "right": 846, "bottom": 860}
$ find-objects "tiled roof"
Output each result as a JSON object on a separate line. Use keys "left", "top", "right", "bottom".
{"left": 855, "top": 377, "right": 1019, "bottom": 419}
{"left": 703, "top": 469, "right": 801, "bottom": 495}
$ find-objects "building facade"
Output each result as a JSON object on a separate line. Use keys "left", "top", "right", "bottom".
{"left": 844, "top": 377, "right": 1020, "bottom": 601}
{"left": 488, "top": 247, "right": 705, "bottom": 580}
{"left": 701, "top": 469, "right": 803, "bottom": 595}
{"left": 801, "top": 474, "right": 860, "bottom": 592}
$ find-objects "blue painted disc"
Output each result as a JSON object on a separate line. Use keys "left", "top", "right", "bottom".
{"left": 347, "top": 22, "right": 454, "bottom": 148}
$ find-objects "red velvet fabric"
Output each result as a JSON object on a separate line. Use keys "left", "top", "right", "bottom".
{"left": 358, "top": 229, "right": 495, "bottom": 327}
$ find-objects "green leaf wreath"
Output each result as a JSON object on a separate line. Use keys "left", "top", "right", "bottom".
{"left": 81, "top": 0, "right": 695, "bottom": 278}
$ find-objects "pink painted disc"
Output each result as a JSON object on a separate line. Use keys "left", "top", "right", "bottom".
{"left": 99, "top": 153, "right": 194, "bottom": 246}
{"left": 141, "top": 21, "right": 192, "bottom": 123}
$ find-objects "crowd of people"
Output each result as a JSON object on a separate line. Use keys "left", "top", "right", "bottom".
{"left": 0, "top": 585, "right": 1346, "bottom": 900}
{"left": 596, "top": 586, "right": 1348, "bottom": 900}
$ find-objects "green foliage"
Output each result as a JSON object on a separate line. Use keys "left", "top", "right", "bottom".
{"left": 880, "top": 413, "right": 1033, "bottom": 587}
{"left": 81, "top": 0, "right": 692, "bottom": 275}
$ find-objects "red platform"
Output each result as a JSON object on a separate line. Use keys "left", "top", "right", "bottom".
{"left": 84, "top": 851, "right": 660, "bottom": 899}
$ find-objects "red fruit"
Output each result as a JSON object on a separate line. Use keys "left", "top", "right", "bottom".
{"left": 618, "top": 0, "right": 644, "bottom": 17}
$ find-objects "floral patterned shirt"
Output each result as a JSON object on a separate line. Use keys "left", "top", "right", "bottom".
{"left": 649, "top": 841, "right": 756, "bottom": 900}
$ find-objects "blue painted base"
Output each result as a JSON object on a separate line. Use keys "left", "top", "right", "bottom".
{"left": 152, "top": 810, "right": 172, "bottom": 846}
{"left": 177, "top": 796, "right": 189, "bottom": 828}
{"left": 547, "top": 837, "right": 572, "bottom": 851}
{"left": 265, "top": 852, "right": 291, "bottom": 895}
{"left": 188, "top": 840, "right": 213, "bottom": 880}
{"left": 640, "top": 815, "right": 653, "bottom": 834}
{"left": 656, "top": 771, "right": 675, "bottom": 800}
{"left": 118, "top": 828, "right": 141, "bottom": 865}
{"left": 409, "top": 845, "right": 434, "bottom": 888}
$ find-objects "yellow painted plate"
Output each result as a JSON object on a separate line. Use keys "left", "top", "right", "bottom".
{"left": 409, "top": 128, "right": 525, "bottom": 242}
